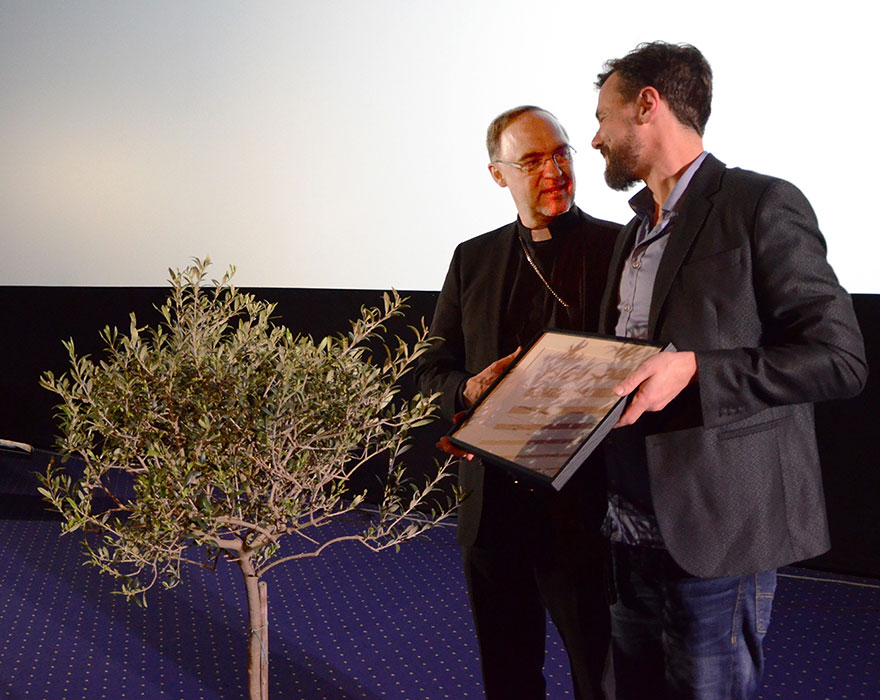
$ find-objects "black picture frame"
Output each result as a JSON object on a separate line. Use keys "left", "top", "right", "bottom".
{"left": 448, "top": 330, "right": 673, "bottom": 490}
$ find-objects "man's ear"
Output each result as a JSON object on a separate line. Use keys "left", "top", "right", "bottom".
{"left": 636, "top": 86, "right": 661, "bottom": 124}
{"left": 488, "top": 162, "right": 508, "bottom": 188}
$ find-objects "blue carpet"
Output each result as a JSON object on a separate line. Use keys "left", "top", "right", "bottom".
{"left": 0, "top": 517, "right": 502, "bottom": 699}
{"left": 1, "top": 512, "right": 878, "bottom": 698}
{"left": 762, "top": 568, "right": 880, "bottom": 698}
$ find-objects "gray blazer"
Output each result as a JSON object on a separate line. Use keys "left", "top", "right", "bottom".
{"left": 599, "top": 154, "right": 868, "bottom": 577}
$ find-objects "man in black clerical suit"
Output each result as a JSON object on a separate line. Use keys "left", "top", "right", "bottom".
{"left": 415, "top": 106, "right": 619, "bottom": 699}
{"left": 589, "top": 42, "right": 868, "bottom": 699}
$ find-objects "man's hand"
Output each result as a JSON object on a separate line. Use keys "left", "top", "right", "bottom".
{"left": 438, "top": 349, "right": 521, "bottom": 459}
{"left": 436, "top": 436, "right": 474, "bottom": 460}
{"left": 613, "top": 351, "right": 697, "bottom": 427}
{"left": 463, "top": 347, "right": 521, "bottom": 407}
{"left": 436, "top": 411, "right": 474, "bottom": 459}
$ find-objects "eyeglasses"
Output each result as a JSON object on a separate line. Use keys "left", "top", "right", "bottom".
{"left": 493, "top": 146, "right": 576, "bottom": 174}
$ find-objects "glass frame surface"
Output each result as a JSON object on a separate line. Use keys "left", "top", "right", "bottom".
{"left": 449, "top": 330, "right": 671, "bottom": 490}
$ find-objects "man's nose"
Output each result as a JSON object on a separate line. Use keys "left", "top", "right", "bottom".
{"left": 541, "top": 154, "right": 564, "bottom": 176}
{"left": 591, "top": 131, "right": 602, "bottom": 150}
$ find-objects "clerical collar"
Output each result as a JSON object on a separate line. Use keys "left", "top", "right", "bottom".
{"left": 515, "top": 205, "right": 578, "bottom": 244}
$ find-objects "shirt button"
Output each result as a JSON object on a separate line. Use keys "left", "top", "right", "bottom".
{"left": 623, "top": 304, "right": 632, "bottom": 312}
{"left": 632, "top": 260, "right": 641, "bottom": 269}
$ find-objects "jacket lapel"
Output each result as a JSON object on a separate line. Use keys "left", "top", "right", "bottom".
{"left": 482, "top": 224, "right": 519, "bottom": 360}
{"left": 647, "top": 155, "right": 726, "bottom": 337}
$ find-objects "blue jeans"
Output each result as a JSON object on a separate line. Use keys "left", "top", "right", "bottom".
{"left": 609, "top": 543, "right": 776, "bottom": 700}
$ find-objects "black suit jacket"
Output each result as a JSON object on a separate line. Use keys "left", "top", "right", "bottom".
{"left": 416, "top": 206, "right": 619, "bottom": 546}
{"left": 599, "top": 154, "right": 868, "bottom": 577}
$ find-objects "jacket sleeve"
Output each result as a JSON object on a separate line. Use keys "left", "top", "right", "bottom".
{"left": 414, "top": 243, "right": 471, "bottom": 422}
{"left": 694, "top": 178, "right": 868, "bottom": 428}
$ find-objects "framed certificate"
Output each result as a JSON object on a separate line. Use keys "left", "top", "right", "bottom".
{"left": 448, "top": 330, "right": 672, "bottom": 490}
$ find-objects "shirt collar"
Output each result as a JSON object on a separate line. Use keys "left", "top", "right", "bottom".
{"left": 628, "top": 151, "right": 709, "bottom": 220}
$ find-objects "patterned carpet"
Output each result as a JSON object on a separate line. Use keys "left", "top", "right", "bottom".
{"left": 1, "top": 452, "right": 879, "bottom": 699}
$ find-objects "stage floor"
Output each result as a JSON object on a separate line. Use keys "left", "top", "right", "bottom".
{"left": 1, "top": 514, "right": 879, "bottom": 699}
{"left": 2, "top": 447, "right": 879, "bottom": 698}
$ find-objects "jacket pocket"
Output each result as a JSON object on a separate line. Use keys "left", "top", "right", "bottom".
{"left": 718, "top": 414, "right": 790, "bottom": 441}
{"left": 682, "top": 246, "right": 744, "bottom": 275}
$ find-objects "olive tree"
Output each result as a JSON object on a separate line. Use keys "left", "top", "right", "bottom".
{"left": 38, "top": 258, "right": 458, "bottom": 700}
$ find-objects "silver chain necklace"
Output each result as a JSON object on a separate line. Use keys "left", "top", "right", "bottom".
{"left": 518, "top": 235, "right": 570, "bottom": 308}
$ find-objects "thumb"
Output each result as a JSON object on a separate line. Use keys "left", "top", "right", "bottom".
{"left": 498, "top": 346, "right": 521, "bottom": 369}
{"left": 614, "top": 364, "right": 650, "bottom": 397}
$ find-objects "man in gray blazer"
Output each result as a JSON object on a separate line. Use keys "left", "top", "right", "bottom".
{"left": 416, "top": 106, "right": 618, "bottom": 699}
{"left": 590, "top": 42, "right": 867, "bottom": 700}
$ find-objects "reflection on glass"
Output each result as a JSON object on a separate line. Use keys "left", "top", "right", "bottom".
{"left": 451, "top": 332, "right": 663, "bottom": 479}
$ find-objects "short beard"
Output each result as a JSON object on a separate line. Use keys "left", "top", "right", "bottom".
{"left": 603, "top": 134, "right": 641, "bottom": 191}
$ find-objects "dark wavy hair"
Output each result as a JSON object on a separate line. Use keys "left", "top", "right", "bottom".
{"left": 596, "top": 42, "right": 712, "bottom": 136}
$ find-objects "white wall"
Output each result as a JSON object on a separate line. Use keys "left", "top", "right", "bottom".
{"left": 1, "top": 1, "right": 874, "bottom": 291}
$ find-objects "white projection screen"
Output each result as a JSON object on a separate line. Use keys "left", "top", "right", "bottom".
{"left": 0, "top": 1, "right": 874, "bottom": 292}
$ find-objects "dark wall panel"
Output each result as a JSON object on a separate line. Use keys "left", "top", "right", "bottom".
{"left": 807, "top": 294, "right": 880, "bottom": 576}
{"left": 1, "top": 287, "right": 878, "bottom": 577}
{"left": 0, "top": 286, "right": 440, "bottom": 450}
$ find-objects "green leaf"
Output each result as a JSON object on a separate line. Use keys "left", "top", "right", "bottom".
{"left": 40, "top": 257, "right": 458, "bottom": 609}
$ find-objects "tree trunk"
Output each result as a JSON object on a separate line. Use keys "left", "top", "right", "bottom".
{"left": 237, "top": 554, "right": 269, "bottom": 700}
{"left": 260, "top": 580, "right": 268, "bottom": 700}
